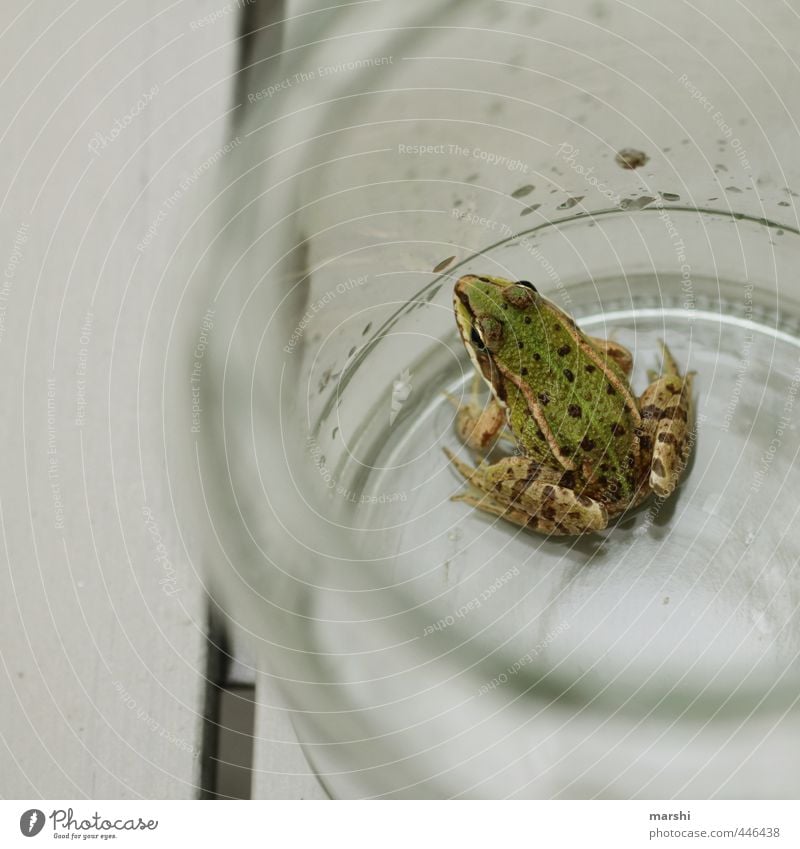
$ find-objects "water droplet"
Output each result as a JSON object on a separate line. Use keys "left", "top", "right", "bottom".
{"left": 511, "top": 184, "right": 535, "bottom": 198}
{"left": 433, "top": 255, "right": 456, "bottom": 273}
{"left": 619, "top": 196, "right": 656, "bottom": 210}
{"left": 558, "top": 196, "right": 584, "bottom": 210}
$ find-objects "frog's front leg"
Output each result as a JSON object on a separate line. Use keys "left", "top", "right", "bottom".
{"left": 639, "top": 344, "right": 695, "bottom": 497}
{"left": 444, "top": 450, "right": 608, "bottom": 535}
{"left": 444, "top": 372, "right": 508, "bottom": 452}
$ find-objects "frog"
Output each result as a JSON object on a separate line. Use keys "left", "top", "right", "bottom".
{"left": 444, "top": 274, "right": 695, "bottom": 535}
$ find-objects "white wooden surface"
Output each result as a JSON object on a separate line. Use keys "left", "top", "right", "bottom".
{"left": 0, "top": 0, "right": 241, "bottom": 798}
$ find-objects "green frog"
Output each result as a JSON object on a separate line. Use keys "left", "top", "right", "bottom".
{"left": 445, "top": 275, "right": 695, "bottom": 535}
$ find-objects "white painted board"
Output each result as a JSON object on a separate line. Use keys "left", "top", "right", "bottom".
{"left": 0, "top": 0, "right": 239, "bottom": 798}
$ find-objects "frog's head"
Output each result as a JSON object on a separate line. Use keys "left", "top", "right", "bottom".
{"left": 453, "top": 274, "right": 561, "bottom": 376}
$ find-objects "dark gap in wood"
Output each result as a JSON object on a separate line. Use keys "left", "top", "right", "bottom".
{"left": 210, "top": 685, "right": 257, "bottom": 799}
{"left": 198, "top": 609, "right": 229, "bottom": 799}
{"left": 233, "top": 0, "right": 288, "bottom": 123}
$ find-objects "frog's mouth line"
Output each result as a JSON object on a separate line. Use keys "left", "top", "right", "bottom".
{"left": 452, "top": 288, "right": 507, "bottom": 404}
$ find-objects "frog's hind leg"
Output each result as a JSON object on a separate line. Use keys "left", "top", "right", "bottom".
{"left": 639, "top": 343, "right": 695, "bottom": 498}
{"left": 646, "top": 344, "right": 679, "bottom": 382}
{"left": 660, "top": 340, "right": 681, "bottom": 376}
{"left": 444, "top": 450, "right": 608, "bottom": 535}
{"left": 650, "top": 373, "right": 694, "bottom": 497}
{"left": 588, "top": 336, "right": 634, "bottom": 376}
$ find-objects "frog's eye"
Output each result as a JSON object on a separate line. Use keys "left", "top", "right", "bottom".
{"left": 502, "top": 284, "right": 536, "bottom": 309}
{"left": 470, "top": 326, "right": 486, "bottom": 350}
{"left": 516, "top": 280, "right": 538, "bottom": 292}
{"left": 475, "top": 315, "right": 504, "bottom": 352}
